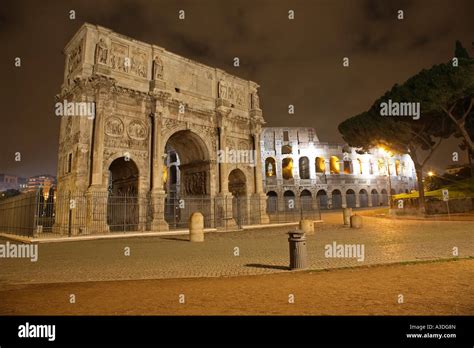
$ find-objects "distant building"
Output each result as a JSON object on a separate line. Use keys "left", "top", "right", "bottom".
{"left": 26, "top": 175, "right": 56, "bottom": 194}
{"left": 0, "top": 174, "right": 27, "bottom": 192}
{"left": 261, "top": 127, "right": 418, "bottom": 209}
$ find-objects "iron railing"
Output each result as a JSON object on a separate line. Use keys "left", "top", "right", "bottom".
{"left": 0, "top": 190, "right": 322, "bottom": 238}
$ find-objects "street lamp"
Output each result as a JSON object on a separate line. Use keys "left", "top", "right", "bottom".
{"left": 379, "top": 147, "right": 393, "bottom": 208}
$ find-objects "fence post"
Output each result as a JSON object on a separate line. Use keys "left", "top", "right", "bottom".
{"left": 68, "top": 191, "right": 72, "bottom": 237}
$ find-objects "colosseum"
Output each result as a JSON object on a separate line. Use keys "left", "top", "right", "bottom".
{"left": 260, "top": 127, "right": 418, "bottom": 211}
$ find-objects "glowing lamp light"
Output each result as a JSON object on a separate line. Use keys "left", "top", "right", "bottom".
{"left": 378, "top": 146, "right": 393, "bottom": 157}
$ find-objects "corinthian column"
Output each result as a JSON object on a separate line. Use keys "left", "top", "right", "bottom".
{"left": 150, "top": 92, "right": 170, "bottom": 231}
{"left": 250, "top": 120, "right": 270, "bottom": 224}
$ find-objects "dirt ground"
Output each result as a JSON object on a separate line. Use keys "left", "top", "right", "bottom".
{"left": 0, "top": 259, "right": 472, "bottom": 315}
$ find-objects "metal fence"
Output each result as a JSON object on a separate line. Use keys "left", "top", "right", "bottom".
{"left": 0, "top": 190, "right": 322, "bottom": 238}
{"left": 392, "top": 196, "right": 474, "bottom": 215}
{"left": 266, "top": 196, "right": 321, "bottom": 224}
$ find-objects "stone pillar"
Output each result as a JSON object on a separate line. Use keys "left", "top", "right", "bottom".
{"left": 150, "top": 95, "right": 170, "bottom": 231}
{"left": 86, "top": 80, "right": 114, "bottom": 234}
{"left": 189, "top": 212, "right": 204, "bottom": 242}
{"left": 325, "top": 159, "right": 330, "bottom": 175}
{"left": 341, "top": 192, "right": 347, "bottom": 208}
{"left": 252, "top": 130, "right": 270, "bottom": 224}
{"left": 327, "top": 192, "right": 333, "bottom": 209}
{"left": 299, "top": 219, "right": 314, "bottom": 235}
{"left": 216, "top": 106, "right": 237, "bottom": 230}
{"left": 355, "top": 192, "right": 360, "bottom": 208}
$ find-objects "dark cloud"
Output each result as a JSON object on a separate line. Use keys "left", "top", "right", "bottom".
{"left": 363, "top": 0, "right": 413, "bottom": 21}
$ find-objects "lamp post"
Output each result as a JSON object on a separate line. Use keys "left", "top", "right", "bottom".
{"left": 379, "top": 147, "right": 393, "bottom": 208}
{"left": 387, "top": 158, "right": 393, "bottom": 208}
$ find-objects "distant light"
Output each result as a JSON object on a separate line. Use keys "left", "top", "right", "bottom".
{"left": 378, "top": 146, "right": 392, "bottom": 157}
{"left": 428, "top": 171, "right": 435, "bottom": 177}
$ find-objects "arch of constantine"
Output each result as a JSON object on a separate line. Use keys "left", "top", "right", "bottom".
{"left": 53, "top": 23, "right": 269, "bottom": 234}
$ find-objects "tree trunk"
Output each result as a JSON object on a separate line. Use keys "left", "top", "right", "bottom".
{"left": 414, "top": 165, "right": 426, "bottom": 214}
{"left": 468, "top": 148, "right": 474, "bottom": 183}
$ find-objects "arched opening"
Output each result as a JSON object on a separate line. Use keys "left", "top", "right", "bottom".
{"left": 165, "top": 130, "right": 210, "bottom": 197}
{"left": 395, "top": 160, "right": 401, "bottom": 176}
{"left": 357, "top": 159, "right": 363, "bottom": 175}
{"left": 282, "top": 158, "right": 293, "bottom": 180}
{"left": 266, "top": 191, "right": 278, "bottom": 213}
{"left": 299, "top": 157, "right": 310, "bottom": 179}
{"left": 229, "top": 169, "right": 247, "bottom": 226}
{"left": 265, "top": 157, "right": 276, "bottom": 177}
{"left": 332, "top": 189, "right": 342, "bottom": 209}
{"left": 169, "top": 165, "right": 177, "bottom": 185}
{"left": 330, "top": 156, "right": 340, "bottom": 174}
{"left": 359, "top": 189, "right": 368, "bottom": 207}
{"left": 343, "top": 160, "right": 353, "bottom": 174}
{"left": 281, "top": 145, "right": 292, "bottom": 154}
{"left": 300, "top": 189, "right": 312, "bottom": 211}
{"left": 228, "top": 169, "right": 247, "bottom": 197}
{"left": 107, "top": 157, "right": 139, "bottom": 232}
{"left": 164, "top": 130, "right": 210, "bottom": 228}
{"left": 371, "top": 189, "right": 379, "bottom": 206}
{"left": 283, "top": 190, "right": 295, "bottom": 212}
{"left": 317, "top": 190, "right": 328, "bottom": 210}
{"left": 315, "top": 157, "right": 326, "bottom": 173}
{"left": 346, "top": 189, "right": 356, "bottom": 208}
{"left": 381, "top": 189, "right": 388, "bottom": 205}
{"left": 378, "top": 159, "right": 387, "bottom": 175}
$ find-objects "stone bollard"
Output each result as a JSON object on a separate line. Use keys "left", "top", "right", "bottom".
{"left": 189, "top": 212, "right": 204, "bottom": 242}
{"left": 350, "top": 214, "right": 363, "bottom": 229}
{"left": 342, "top": 208, "right": 352, "bottom": 225}
{"left": 299, "top": 219, "right": 314, "bottom": 235}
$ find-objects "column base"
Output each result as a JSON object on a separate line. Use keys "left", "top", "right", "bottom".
{"left": 85, "top": 185, "right": 110, "bottom": 235}
{"left": 150, "top": 189, "right": 169, "bottom": 232}
{"left": 216, "top": 192, "right": 238, "bottom": 231}
{"left": 253, "top": 192, "right": 270, "bottom": 224}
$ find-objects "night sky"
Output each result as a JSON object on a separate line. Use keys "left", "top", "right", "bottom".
{"left": 1, "top": 0, "right": 473, "bottom": 178}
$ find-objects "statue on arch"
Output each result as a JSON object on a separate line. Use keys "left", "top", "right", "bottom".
{"left": 153, "top": 55, "right": 164, "bottom": 80}
{"left": 95, "top": 38, "right": 108, "bottom": 65}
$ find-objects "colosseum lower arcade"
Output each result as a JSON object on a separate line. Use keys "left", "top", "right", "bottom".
{"left": 261, "top": 127, "right": 418, "bottom": 212}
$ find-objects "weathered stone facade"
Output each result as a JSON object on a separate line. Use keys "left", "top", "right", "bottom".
{"left": 54, "top": 23, "right": 268, "bottom": 234}
{"left": 261, "top": 127, "right": 418, "bottom": 210}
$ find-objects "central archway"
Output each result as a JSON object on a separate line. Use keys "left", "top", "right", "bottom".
{"left": 164, "top": 130, "right": 211, "bottom": 228}
{"left": 165, "top": 130, "right": 210, "bottom": 197}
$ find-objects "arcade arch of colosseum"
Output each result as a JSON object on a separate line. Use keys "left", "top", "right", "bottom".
{"left": 53, "top": 23, "right": 269, "bottom": 234}
{"left": 260, "top": 127, "right": 418, "bottom": 211}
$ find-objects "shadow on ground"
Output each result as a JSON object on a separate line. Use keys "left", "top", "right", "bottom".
{"left": 245, "top": 263, "right": 290, "bottom": 270}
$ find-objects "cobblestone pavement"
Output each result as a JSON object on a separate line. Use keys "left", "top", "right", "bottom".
{"left": 0, "top": 211, "right": 472, "bottom": 287}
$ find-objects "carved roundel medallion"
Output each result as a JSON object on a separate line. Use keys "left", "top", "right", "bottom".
{"left": 127, "top": 120, "right": 148, "bottom": 140}
{"left": 105, "top": 117, "right": 124, "bottom": 137}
